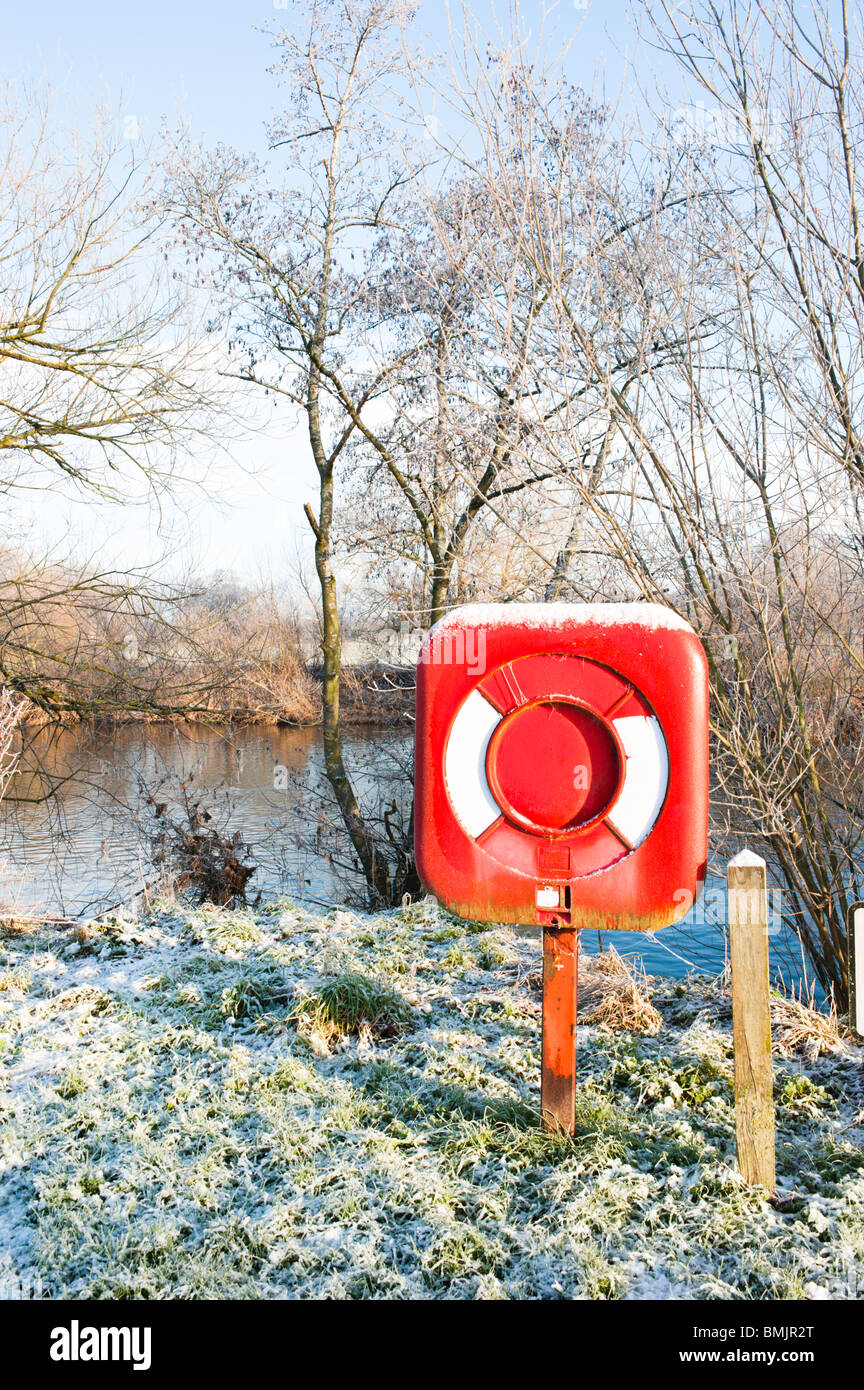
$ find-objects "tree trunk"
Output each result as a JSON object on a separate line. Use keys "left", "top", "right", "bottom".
{"left": 306, "top": 470, "right": 391, "bottom": 905}
{"left": 428, "top": 556, "right": 453, "bottom": 627}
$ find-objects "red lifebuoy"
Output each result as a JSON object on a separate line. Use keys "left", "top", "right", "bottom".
{"left": 414, "top": 601, "right": 709, "bottom": 931}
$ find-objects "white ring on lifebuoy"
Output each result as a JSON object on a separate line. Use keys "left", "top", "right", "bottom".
{"left": 443, "top": 689, "right": 502, "bottom": 837}
{"left": 444, "top": 693, "right": 669, "bottom": 850}
{"left": 606, "top": 715, "right": 668, "bottom": 848}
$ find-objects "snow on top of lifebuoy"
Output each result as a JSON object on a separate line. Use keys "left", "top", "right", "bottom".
{"left": 426, "top": 602, "right": 695, "bottom": 636}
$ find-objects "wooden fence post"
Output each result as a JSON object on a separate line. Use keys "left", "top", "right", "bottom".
{"left": 727, "top": 850, "right": 775, "bottom": 1191}
{"left": 848, "top": 902, "right": 864, "bottom": 1038}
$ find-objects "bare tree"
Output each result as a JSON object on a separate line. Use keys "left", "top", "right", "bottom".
{"left": 642, "top": 0, "right": 864, "bottom": 493}
{"left": 534, "top": 0, "right": 864, "bottom": 1005}
{"left": 165, "top": 0, "right": 426, "bottom": 902}
{"left": 0, "top": 81, "right": 228, "bottom": 731}
{"left": 336, "top": 8, "right": 702, "bottom": 628}
{"left": 0, "top": 82, "right": 219, "bottom": 501}
{"left": 163, "top": 0, "right": 700, "bottom": 901}
{"left": 575, "top": 258, "right": 864, "bottom": 1003}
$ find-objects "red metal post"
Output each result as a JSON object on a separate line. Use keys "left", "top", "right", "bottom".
{"left": 541, "top": 927, "right": 578, "bottom": 1133}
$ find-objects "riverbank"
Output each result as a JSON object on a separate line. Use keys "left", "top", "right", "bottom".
{"left": 13, "top": 663, "right": 415, "bottom": 731}
{"left": 0, "top": 899, "right": 862, "bottom": 1299}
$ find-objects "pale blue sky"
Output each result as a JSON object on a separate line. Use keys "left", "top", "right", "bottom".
{"left": 4, "top": 0, "right": 634, "bottom": 587}
{"left": 5, "top": 1, "right": 619, "bottom": 144}
{"left": 7, "top": 0, "right": 285, "bottom": 153}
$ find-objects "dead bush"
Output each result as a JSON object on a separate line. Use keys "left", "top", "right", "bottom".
{"left": 579, "top": 948, "right": 662, "bottom": 1034}
{"left": 143, "top": 772, "right": 258, "bottom": 907}
{"left": 770, "top": 988, "right": 847, "bottom": 1060}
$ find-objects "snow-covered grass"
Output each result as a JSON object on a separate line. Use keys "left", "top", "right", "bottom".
{"left": 0, "top": 898, "right": 862, "bottom": 1300}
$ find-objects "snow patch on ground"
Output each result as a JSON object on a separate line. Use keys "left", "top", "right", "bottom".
{"left": 0, "top": 899, "right": 861, "bottom": 1300}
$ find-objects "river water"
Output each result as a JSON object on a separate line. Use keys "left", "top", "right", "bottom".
{"left": 1, "top": 722, "right": 812, "bottom": 988}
